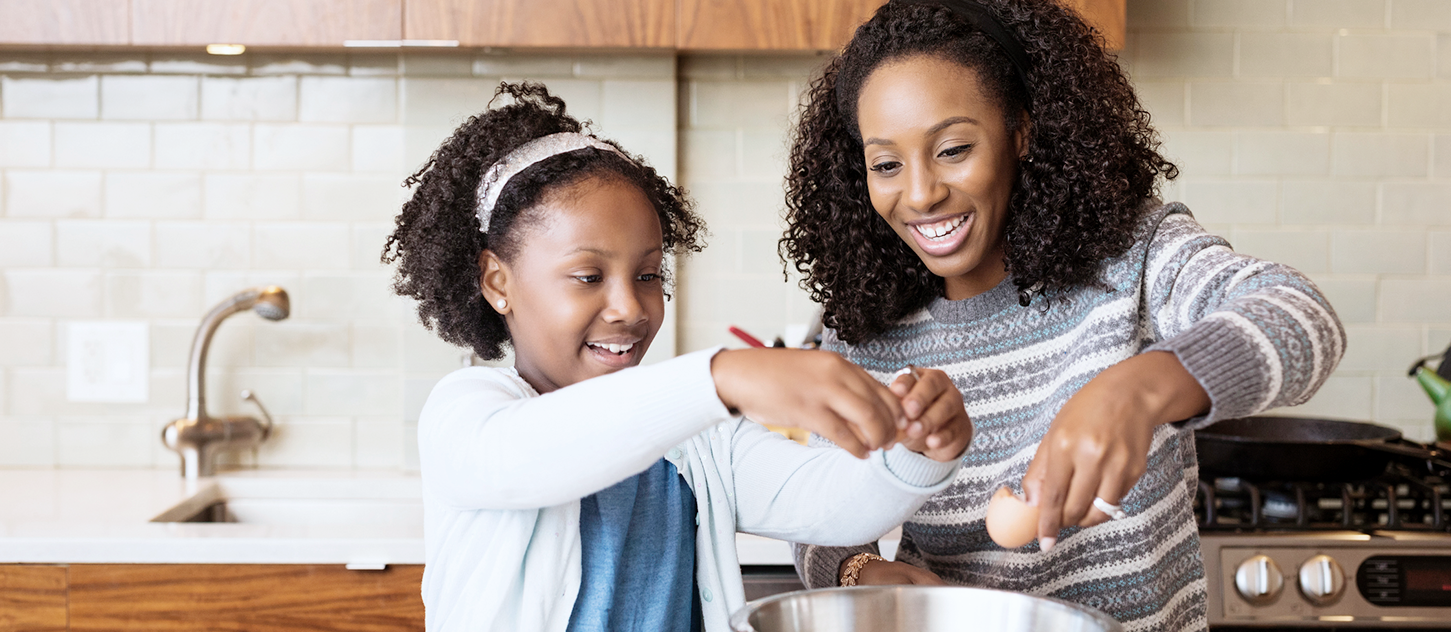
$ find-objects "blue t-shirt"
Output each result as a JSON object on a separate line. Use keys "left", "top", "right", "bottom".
{"left": 567, "top": 458, "right": 700, "bottom": 632}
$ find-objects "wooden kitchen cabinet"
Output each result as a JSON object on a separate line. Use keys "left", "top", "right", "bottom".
{"left": 678, "top": 0, "right": 1124, "bottom": 52}
{"left": 405, "top": 0, "right": 674, "bottom": 48}
{"left": 0, "top": 564, "right": 424, "bottom": 632}
{"left": 0, "top": 0, "right": 129, "bottom": 45}
{"left": 130, "top": 0, "right": 402, "bottom": 46}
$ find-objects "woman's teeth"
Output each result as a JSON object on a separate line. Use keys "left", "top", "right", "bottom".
{"left": 588, "top": 342, "right": 634, "bottom": 355}
{"left": 913, "top": 215, "right": 967, "bottom": 241}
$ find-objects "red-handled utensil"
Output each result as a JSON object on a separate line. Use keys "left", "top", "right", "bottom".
{"left": 728, "top": 325, "right": 767, "bottom": 348}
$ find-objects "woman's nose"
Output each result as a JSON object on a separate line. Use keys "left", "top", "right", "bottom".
{"left": 905, "top": 162, "right": 948, "bottom": 212}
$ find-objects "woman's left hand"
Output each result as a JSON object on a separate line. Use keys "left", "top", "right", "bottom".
{"left": 1021, "top": 351, "right": 1209, "bottom": 551}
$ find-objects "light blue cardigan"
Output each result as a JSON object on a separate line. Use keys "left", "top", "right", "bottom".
{"left": 418, "top": 347, "right": 962, "bottom": 631}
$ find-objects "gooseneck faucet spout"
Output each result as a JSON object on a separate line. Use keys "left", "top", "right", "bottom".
{"left": 164, "top": 286, "right": 289, "bottom": 480}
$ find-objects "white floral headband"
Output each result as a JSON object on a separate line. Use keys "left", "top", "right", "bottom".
{"left": 474, "top": 132, "right": 627, "bottom": 233}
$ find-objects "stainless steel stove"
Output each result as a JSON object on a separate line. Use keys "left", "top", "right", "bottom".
{"left": 1198, "top": 461, "right": 1451, "bottom": 629}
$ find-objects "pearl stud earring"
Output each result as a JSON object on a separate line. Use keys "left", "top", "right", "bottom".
{"left": 496, "top": 299, "right": 507, "bottom": 310}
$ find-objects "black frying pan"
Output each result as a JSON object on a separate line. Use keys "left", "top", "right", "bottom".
{"left": 1195, "top": 416, "right": 1451, "bottom": 482}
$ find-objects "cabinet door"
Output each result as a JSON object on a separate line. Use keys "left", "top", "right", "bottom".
{"left": 68, "top": 564, "right": 425, "bottom": 631}
{"left": 0, "top": 565, "right": 67, "bottom": 632}
{"left": 0, "top": 0, "right": 128, "bottom": 45}
{"left": 131, "top": 0, "right": 402, "bottom": 46}
{"left": 406, "top": 0, "right": 673, "bottom": 48}
{"left": 678, "top": 0, "right": 884, "bottom": 51}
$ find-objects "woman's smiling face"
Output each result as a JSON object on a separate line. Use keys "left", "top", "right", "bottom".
{"left": 480, "top": 174, "right": 665, "bottom": 394}
{"left": 856, "top": 54, "right": 1027, "bottom": 300}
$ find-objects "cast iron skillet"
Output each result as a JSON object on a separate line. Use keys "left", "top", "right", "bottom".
{"left": 1195, "top": 416, "right": 1451, "bottom": 482}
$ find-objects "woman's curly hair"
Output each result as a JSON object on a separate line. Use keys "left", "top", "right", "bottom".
{"left": 780, "top": 0, "right": 1178, "bottom": 344}
{"left": 383, "top": 82, "right": 705, "bottom": 360}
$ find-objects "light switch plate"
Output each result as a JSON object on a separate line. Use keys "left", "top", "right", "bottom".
{"left": 67, "top": 322, "right": 149, "bottom": 403}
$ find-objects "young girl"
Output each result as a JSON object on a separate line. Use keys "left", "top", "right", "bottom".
{"left": 782, "top": 1, "right": 1344, "bottom": 631}
{"left": 383, "top": 82, "right": 974, "bottom": 632}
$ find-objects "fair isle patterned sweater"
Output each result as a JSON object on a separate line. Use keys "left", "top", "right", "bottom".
{"left": 793, "top": 201, "right": 1345, "bottom": 632}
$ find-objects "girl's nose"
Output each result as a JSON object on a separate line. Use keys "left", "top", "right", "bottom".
{"left": 905, "top": 162, "right": 948, "bottom": 212}
{"left": 603, "top": 282, "right": 647, "bottom": 325}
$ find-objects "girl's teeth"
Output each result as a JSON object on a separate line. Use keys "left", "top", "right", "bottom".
{"left": 590, "top": 342, "right": 634, "bottom": 355}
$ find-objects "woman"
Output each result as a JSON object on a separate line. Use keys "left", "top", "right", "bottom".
{"left": 781, "top": 1, "right": 1344, "bottom": 630}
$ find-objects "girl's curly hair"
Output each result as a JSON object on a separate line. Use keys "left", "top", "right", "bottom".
{"left": 383, "top": 82, "right": 705, "bottom": 360}
{"left": 780, "top": 0, "right": 1178, "bottom": 344}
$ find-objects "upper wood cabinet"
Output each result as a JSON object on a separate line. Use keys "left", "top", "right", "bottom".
{"left": 130, "top": 0, "right": 401, "bottom": 46}
{"left": 677, "top": 0, "right": 1124, "bottom": 52}
{"left": 0, "top": 0, "right": 129, "bottom": 45}
{"left": 405, "top": 0, "right": 674, "bottom": 48}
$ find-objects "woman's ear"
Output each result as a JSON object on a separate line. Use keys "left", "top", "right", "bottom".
{"left": 1015, "top": 113, "right": 1032, "bottom": 161}
{"left": 478, "top": 250, "right": 512, "bottom": 315}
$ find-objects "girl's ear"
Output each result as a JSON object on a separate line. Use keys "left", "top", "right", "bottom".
{"left": 478, "top": 250, "right": 512, "bottom": 315}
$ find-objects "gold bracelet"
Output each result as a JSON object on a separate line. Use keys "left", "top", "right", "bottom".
{"left": 839, "top": 552, "right": 886, "bottom": 587}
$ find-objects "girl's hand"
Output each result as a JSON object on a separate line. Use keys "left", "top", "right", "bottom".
{"left": 849, "top": 558, "right": 947, "bottom": 586}
{"left": 712, "top": 349, "right": 904, "bottom": 458}
{"left": 888, "top": 367, "right": 972, "bottom": 462}
{"left": 1022, "top": 351, "right": 1209, "bottom": 551}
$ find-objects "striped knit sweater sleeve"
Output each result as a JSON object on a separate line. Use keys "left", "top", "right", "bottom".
{"left": 791, "top": 201, "right": 1345, "bottom": 632}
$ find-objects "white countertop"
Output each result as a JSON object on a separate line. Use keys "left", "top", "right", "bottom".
{"left": 0, "top": 469, "right": 894, "bottom": 566}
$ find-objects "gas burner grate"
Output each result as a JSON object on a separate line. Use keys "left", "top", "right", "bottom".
{"left": 1196, "top": 464, "right": 1451, "bottom": 532}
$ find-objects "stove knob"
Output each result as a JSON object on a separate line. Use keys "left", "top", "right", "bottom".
{"left": 1298, "top": 554, "right": 1346, "bottom": 606}
{"left": 1234, "top": 554, "right": 1285, "bottom": 604}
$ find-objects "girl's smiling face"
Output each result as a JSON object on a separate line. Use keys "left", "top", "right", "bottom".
{"left": 479, "top": 175, "right": 665, "bottom": 394}
{"left": 856, "top": 54, "right": 1027, "bottom": 300}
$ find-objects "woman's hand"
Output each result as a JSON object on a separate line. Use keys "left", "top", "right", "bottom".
{"left": 712, "top": 349, "right": 904, "bottom": 458}
{"left": 889, "top": 367, "right": 972, "bottom": 462}
{"left": 849, "top": 558, "right": 947, "bottom": 586}
{"left": 1022, "top": 351, "right": 1209, "bottom": 551}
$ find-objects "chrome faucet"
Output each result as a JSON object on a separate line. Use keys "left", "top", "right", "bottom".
{"left": 163, "top": 286, "right": 289, "bottom": 480}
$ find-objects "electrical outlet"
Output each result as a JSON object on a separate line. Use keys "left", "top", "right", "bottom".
{"left": 67, "top": 322, "right": 149, "bottom": 403}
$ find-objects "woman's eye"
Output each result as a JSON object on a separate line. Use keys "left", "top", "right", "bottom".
{"left": 939, "top": 144, "right": 973, "bottom": 158}
{"left": 574, "top": 274, "right": 602, "bottom": 283}
{"left": 869, "top": 160, "right": 901, "bottom": 174}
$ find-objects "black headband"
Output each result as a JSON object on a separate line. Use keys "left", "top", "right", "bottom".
{"left": 890, "top": 0, "right": 1033, "bottom": 102}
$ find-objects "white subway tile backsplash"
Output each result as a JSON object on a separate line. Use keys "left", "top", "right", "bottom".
{"left": 679, "top": 56, "right": 740, "bottom": 80}
{"left": 253, "top": 124, "right": 350, "bottom": 171}
{"left": 1431, "top": 232, "right": 1451, "bottom": 274}
{"left": 1234, "top": 131, "right": 1330, "bottom": 175}
{"left": 253, "top": 223, "right": 350, "bottom": 269}
{"left": 0, "top": 121, "right": 52, "bottom": 167}
{"left": 0, "top": 221, "right": 54, "bottom": 267}
{"left": 154, "top": 123, "right": 251, "bottom": 170}
{"left": 256, "top": 418, "right": 353, "bottom": 467}
{"left": 1305, "top": 275, "right": 1377, "bottom": 323}
{"left": 1132, "top": 34, "right": 1235, "bottom": 77}
{"left": 1161, "top": 130, "right": 1234, "bottom": 175}
{"left": 576, "top": 55, "right": 676, "bottom": 79}
{"left": 402, "top": 324, "right": 466, "bottom": 373}
{"left": 738, "top": 229, "right": 786, "bottom": 275}
{"left": 605, "top": 128, "right": 676, "bottom": 178}
{"left": 304, "top": 372, "right": 400, "bottom": 416}
{"left": 1288, "top": 375, "right": 1375, "bottom": 418}
{"left": 691, "top": 81, "right": 792, "bottom": 129}
{"left": 1388, "top": 84, "right": 1451, "bottom": 128}
{"left": 352, "top": 126, "right": 405, "bottom": 173}
{"left": 688, "top": 180, "right": 789, "bottom": 227}
{"left": 1341, "top": 325, "right": 1421, "bottom": 371}
{"left": 1281, "top": 181, "right": 1376, "bottom": 224}
{"left": 352, "top": 223, "right": 393, "bottom": 270}
{"left": 1290, "top": 0, "right": 1386, "bottom": 28}
{"left": 4, "top": 270, "right": 102, "bottom": 317}
{"left": 399, "top": 78, "right": 496, "bottom": 126}
{"left": 2, "top": 76, "right": 98, "bottom": 119}
{"left": 56, "top": 420, "right": 154, "bottom": 467}
{"left": 298, "top": 273, "right": 396, "bottom": 320}
{"left": 254, "top": 322, "right": 350, "bottom": 367}
{"left": 149, "top": 55, "right": 246, "bottom": 75}
{"left": 1192, "top": 0, "right": 1287, "bottom": 28}
{"left": 399, "top": 54, "right": 473, "bottom": 77}
{"left": 1440, "top": 34, "right": 1450, "bottom": 80}
{"left": 56, "top": 220, "right": 151, "bottom": 267}
{"left": 200, "top": 76, "right": 298, "bottom": 121}
{"left": 4, "top": 171, "right": 102, "bottom": 218}
{"left": 301, "top": 174, "right": 402, "bottom": 220}
{"left": 104, "top": 173, "right": 203, "bottom": 219}
{"left": 354, "top": 418, "right": 404, "bottom": 468}
{"left": 1232, "top": 229, "right": 1329, "bottom": 272}
{"left": 100, "top": 75, "right": 198, "bottom": 120}
{"left": 1331, "top": 230, "right": 1425, "bottom": 274}
{"left": 1134, "top": 82, "right": 1186, "bottom": 128}
{"left": 0, "top": 320, "right": 54, "bottom": 366}
{"left": 681, "top": 130, "right": 737, "bottom": 180}
{"left": 1239, "top": 33, "right": 1332, "bottom": 78}
{"left": 1332, "top": 133, "right": 1429, "bottom": 177}
{"left": 0, "top": 420, "right": 54, "bottom": 466}
{"left": 154, "top": 221, "right": 250, "bottom": 268}
{"left": 1182, "top": 179, "right": 1279, "bottom": 223}
{"left": 1389, "top": 0, "right": 1451, "bottom": 30}
{"left": 1188, "top": 82, "right": 1284, "bottom": 126}
{"left": 1338, "top": 34, "right": 1436, "bottom": 79}
{"left": 1379, "top": 375, "right": 1437, "bottom": 422}
{"left": 1382, "top": 183, "right": 1451, "bottom": 225}
{"left": 740, "top": 130, "right": 789, "bottom": 180}
{"left": 54, "top": 122, "right": 151, "bottom": 169}
{"left": 1438, "top": 135, "right": 1451, "bottom": 178}
{"left": 298, "top": 77, "right": 399, "bottom": 124}
{"left": 203, "top": 174, "right": 302, "bottom": 220}
{"left": 602, "top": 80, "right": 675, "bottom": 130}
{"left": 106, "top": 271, "right": 202, "bottom": 318}
{"left": 1287, "top": 82, "right": 1382, "bottom": 128}
{"left": 250, "top": 54, "right": 348, "bottom": 76}
{"left": 352, "top": 322, "right": 400, "bottom": 368}
{"left": 350, "top": 53, "right": 400, "bottom": 77}
{"left": 1381, "top": 278, "right": 1451, "bottom": 322}
{"left": 472, "top": 54, "right": 576, "bottom": 77}
{"left": 206, "top": 370, "right": 303, "bottom": 418}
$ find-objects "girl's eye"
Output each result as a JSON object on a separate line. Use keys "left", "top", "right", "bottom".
{"left": 574, "top": 274, "right": 602, "bottom": 284}
{"left": 939, "top": 144, "right": 972, "bottom": 158}
{"left": 637, "top": 273, "right": 660, "bottom": 283}
{"left": 869, "top": 160, "right": 902, "bottom": 174}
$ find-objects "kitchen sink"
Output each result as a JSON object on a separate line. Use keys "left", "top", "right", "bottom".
{"left": 149, "top": 473, "right": 423, "bottom": 528}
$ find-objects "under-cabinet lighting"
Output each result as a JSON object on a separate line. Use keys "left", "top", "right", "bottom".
{"left": 206, "top": 44, "right": 246, "bottom": 55}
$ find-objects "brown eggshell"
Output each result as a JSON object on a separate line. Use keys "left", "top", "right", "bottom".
{"left": 985, "top": 487, "right": 1040, "bottom": 549}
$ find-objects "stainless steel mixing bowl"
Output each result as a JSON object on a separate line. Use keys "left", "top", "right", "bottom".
{"left": 730, "top": 585, "right": 1123, "bottom": 632}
